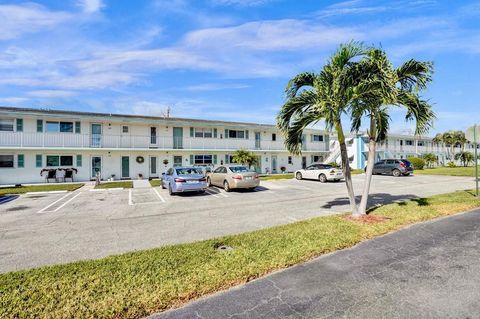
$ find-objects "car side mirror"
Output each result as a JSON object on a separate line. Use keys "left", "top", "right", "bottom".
{"left": 162, "top": 172, "right": 165, "bottom": 175}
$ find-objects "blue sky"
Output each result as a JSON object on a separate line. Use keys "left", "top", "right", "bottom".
{"left": 0, "top": 0, "right": 479, "bottom": 135}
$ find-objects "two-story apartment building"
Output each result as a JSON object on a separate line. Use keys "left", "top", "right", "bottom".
{"left": 0, "top": 107, "right": 330, "bottom": 184}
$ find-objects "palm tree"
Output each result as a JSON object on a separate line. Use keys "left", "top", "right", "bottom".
{"left": 433, "top": 130, "right": 467, "bottom": 162}
{"left": 455, "top": 151, "right": 474, "bottom": 167}
{"left": 277, "top": 42, "right": 373, "bottom": 215}
{"left": 351, "top": 48, "right": 435, "bottom": 216}
{"left": 422, "top": 153, "right": 438, "bottom": 168}
{"left": 232, "top": 149, "right": 258, "bottom": 168}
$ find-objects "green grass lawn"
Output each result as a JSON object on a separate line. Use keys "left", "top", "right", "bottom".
{"left": 415, "top": 166, "right": 476, "bottom": 177}
{"left": 1, "top": 190, "right": 479, "bottom": 319}
{"left": 260, "top": 173, "right": 293, "bottom": 180}
{"left": 149, "top": 179, "right": 161, "bottom": 187}
{"left": 0, "top": 183, "right": 84, "bottom": 196}
{"left": 94, "top": 181, "right": 134, "bottom": 189}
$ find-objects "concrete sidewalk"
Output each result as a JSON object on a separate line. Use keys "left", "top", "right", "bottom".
{"left": 151, "top": 209, "right": 480, "bottom": 319}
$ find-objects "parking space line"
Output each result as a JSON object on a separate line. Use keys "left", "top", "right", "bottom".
{"left": 128, "top": 189, "right": 133, "bottom": 206}
{"left": 37, "top": 192, "right": 72, "bottom": 214}
{"left": 52, "top": 192, "right": 82, "bottom": 212}
{"left": 205, "top": 189, "right": 220, "bottom": 198}
{"left": 152, "top": 188, "right": 166, "bottom": 203}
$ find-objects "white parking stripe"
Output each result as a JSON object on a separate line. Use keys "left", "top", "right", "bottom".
{"left": 152, "top": 187, "right": 166, "bottom": 203}
{"left": 37, "top": 192, "right": 72, "bottom": 214}
{"left": 128, "top": 189, "right": 133, "bottom": 206}
{"left": 217, "top": 191, "right": 229, "bottom": 198}
{"left": 205, "top": 189, "right": 220, "bottom": 198}
{"left": 51, "top": 192, "right": 82, "bottom": 212}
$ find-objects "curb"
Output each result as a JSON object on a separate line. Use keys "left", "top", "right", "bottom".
{"left": 90, "top": 188, "right": 124, "bottom": 192}
{"left": 25, "top": 190, "right": 68, "bottom": 195}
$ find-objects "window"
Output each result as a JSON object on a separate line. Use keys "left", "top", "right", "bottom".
{"left": 313, "top": 155, "right": 322, "bottom": 162}
{"left": 76, "top": 155, "right": 82, "bottom": 167}
{"left": 418, "top": 141, "right": 424, "bottom": 146}
{"left": 0, "top": 155, "right": 14, "bottom": 168}
{"left": 37, "top": 120, "right": 43, "bottom": 132}
{"left": 194, "top": 155, "right": 213, "bottom": 165}
{"left": 16, "top": 119, "right": 23, "bottom": 132}
{"left": 288, "top": 156, "right": 292, "bottom": 165}
{"left": 272, "top": 133, "right": 276, "bottom": 141}
{"left": 122, "top": 125, "right": 129, "bottom": 133}
{"left": 36, "top": 155, "right": 42, "bottom": 168}
{"left": 46, "top": 121, "right": 74, "bottom": 133}
{"left": 194, "top": 128, "right": 213, "bottom": 138}
{"left": 312, "top": 134, "right": 323, "bottom": 142}
{"left": 406, "top": 140, "right": 414, "bottom": 146}
{"left": 228, "top": 130, "right": 246, "bottom": 139}
{"left": 17, "top": 154, "right": 24, "bottom": 168}
{"left": 400, "top": 140, "right": 404, "bottom": 146}
{"left": 75, "top": 121, "right": 81, "bottom": 133}
{"left": 46, "top": 155, "right": 73, "bottom": 167}
{"left": 0, "top": 119, "right": 14, "bottom": 132}
{"left": 173, "top": 156, "right": 183, "bottom": 167}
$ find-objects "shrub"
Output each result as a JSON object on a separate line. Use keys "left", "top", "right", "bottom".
{"left": 407, "top": 157, "right": 425, "bottom": 170}
{"left": 328, "top": 161, "right": 339, "bottom": 168}
{"left": 447, "top": 161, "right": 456, "bottom": 168}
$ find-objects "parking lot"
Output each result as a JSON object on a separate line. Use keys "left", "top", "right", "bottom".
{"left": 0, "top": 174, "right": 474, "bottom": 273}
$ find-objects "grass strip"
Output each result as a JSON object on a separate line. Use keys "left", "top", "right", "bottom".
{"left": 94, "top": 181, "right": 134, "bottom": 189}
{"left": 0, "top": 183, "right": 84, "bottom": 196}
{"left": 1, "top": 190, "right": 479, "bottom": 319}
{"left": 149, "top": 179, "right": 161, "bottom": 187}
{"left": 415, "top": 166, "right": 476, "bottom": 177}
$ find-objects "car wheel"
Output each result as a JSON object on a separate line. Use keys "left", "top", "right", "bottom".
{"left": 168, "top": 185, "right": 174, "bottom": 195}
{"left": 207, "top": 177, "right": 211, "bottom": 187}
{"left": 296, "top": 172, "right": 303, "bottom": 180}
{"left": 319, "top": 174, "right": 327, "bottom": 183}
{"left": 198, "top": 190, "right": 206, "bottom": 194}
{"left": 249, "top": 187, "right": 256, "bottom": 191}
{"left": 392, "top": 169, "right": 401, "bottom": 177}
{"left": 223, "top": 181, "right": 231, "bottom": 192}
{"left": 403, "top": 173, "right": 411, "bottom": 176}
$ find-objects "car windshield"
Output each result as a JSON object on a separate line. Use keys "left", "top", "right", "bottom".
{"left": 323, "top": 165, "right": 333, "bottom": 169}
{"left": 229, "top": 166, "right": 250, "bottom": 173}
{"left": 176, "top": 168, "right": 203, "bottom": 175}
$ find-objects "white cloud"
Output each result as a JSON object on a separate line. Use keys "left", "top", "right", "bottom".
{"left": 77, "top": 0, "right": 104, "bottom": 13}
{"left": 185, "top": 83, "right": 250, "bottom": 91}
{"left": 27, "top": 90, "right": 78, "bottom": 97}
{"left": 210, "top": 0, "right": 274, "bottom": 7}
{"left": 0, "top": 3, "right": 71, "bottom": 40}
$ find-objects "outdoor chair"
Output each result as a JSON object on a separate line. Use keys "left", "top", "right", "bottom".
{"left": 45, "top": 169, "right": 57, "bottom": 183}
{"left": 64, "top": 169, "right": 75, "bottom": 182}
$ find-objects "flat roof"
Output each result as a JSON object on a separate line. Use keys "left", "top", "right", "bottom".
{"left": 0, "top": 106, "right": 324, "bottom": 132}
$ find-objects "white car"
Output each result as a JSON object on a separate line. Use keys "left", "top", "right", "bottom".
{"left": 295, "top": 163, "right": 344, "bottom": 183}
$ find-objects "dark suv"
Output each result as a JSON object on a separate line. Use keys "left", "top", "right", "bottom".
{"left": 367, "top": 159, "right": 413, "bottom": 177}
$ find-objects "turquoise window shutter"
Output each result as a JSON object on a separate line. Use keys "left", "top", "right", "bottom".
{"left": 190, "top": 155, "right": 194, "bottom": 164}
{"left": 225, "top": 154, "right": 229, "bottom": 164}
{"left": 213, "top": 128, "right": 217, "bottom": 138}
{"left": 16, "top": 119, "right": 23, "bottom": 132}
{"left": 311, "top": 134, "right": 314, "bottom": 142}
{"left": 18, "top": 154, "right": 25, "bottom": 168}
{"left": 36, "top": 155, "right": 42, "bottom": 168}
{"left": 76, "top": 155, "right": 82, "bottom": 167}
{"left": 190, "top": 127, "right": 194, "bottom": 137}
{"left": 245, "top": 130, "right": 249, "bottom": 139}
{"left": 225, "top": 129, "right": 228, "bottom": 138}
{"left": 75, "top": 121, "right": 81, "bottom": 133}
{"left": 213, "top": 155, "right": 217, "bottom": 164}
{"left": 37, "top": 120, "right": 43, "bottom": 132}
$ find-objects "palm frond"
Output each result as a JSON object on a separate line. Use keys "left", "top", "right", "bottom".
{"left": 396, "top": 59, "right": 433, "bottom": 92}
{"left": 397, "top": 91, "right": 435, "bottom": 136}
{"left": 285, "top": 72, "right": 316, "bottom": 99}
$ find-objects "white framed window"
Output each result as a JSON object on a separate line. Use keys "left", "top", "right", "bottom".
{"left": 0, "top": 119, "right": 14, "bottom": 132}
{"left": 194, "top": 128, "right": 213, "bottom": 138}
{"left": 122, "top": 125, "right": 129, "bottom": 133}
{"left": 288, "top": 156, "right": 292, "bottom": 165}
{"left": 46, "top": 121, "right": 74, "bottom": 133}
{"left": 312, "top": 134, "right": 323, "bottom": 142}
{"left": 46, "top": 155, "right": 74, "bottom": 167}
{"left": 406, "top": 140, "right": 414, "bottom": 146}
{"left": 0, "top": 154, "right": 14, "bottom": 168}
{"left": 229, "top": 130, "right": 245, "bottom": 139}
{"left": 194, "top": 155, "right": 213, "bottom": 165}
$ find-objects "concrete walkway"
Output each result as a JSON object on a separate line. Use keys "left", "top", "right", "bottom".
{"left": 133, "top": 179, "right": 151, "bottom": 188}
{"left": 152, "top": 209, "right": 480, "bottom": 319}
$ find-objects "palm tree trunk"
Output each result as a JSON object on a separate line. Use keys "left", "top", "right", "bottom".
{"left": 336, "top": 122, "right": 358, "bottom": 215}
{"left": 358, "top": 119, "right": 377, "bottom": 216}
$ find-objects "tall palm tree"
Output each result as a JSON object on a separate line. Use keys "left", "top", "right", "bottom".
{"left": 351, "top": 48, "right": 435, "bottom": 215}
{"left": 433, "top": 130, "right": 467, "bottom": 162}
{"left": 277, "top": 42, "right": 373, "bottom": 215}
{"left": 232, "top": 149, "right": 258, "bottom": 168}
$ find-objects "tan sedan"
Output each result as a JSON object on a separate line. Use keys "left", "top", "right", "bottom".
{"left": 207, "top": 165, "right": 260, "bottom": 191}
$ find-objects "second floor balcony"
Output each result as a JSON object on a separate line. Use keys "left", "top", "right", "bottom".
{"left": 0, "top": 132, "right": 329, "bottom": 152}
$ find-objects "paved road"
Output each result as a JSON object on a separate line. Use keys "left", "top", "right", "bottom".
{"left": 152, "top": 209, "right": 480, "bottom": 319}
{"left": 0, "top": 174, "right": 474, "bottom": 273}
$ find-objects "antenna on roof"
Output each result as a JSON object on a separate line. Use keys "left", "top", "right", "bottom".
{"left": 162, "top": 106, "right": 171, "bottom": 118}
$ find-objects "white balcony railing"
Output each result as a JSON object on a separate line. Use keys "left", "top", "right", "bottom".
{"left": 0, "top": 132, "right": 329, "bottom": 152}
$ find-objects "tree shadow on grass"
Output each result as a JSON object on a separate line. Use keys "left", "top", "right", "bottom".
{"left": 321, "top": 193, "right": 430, "bottom": 214}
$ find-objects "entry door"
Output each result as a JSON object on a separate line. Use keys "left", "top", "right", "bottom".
{"left": 255, "top": 132, "right": 261, "bottom": 149}
{"left": 149, "top": 156, "right": 158, "bottom": 177}
{"left": 91, "top": 124, "right": 102, "bottom": 147}
{"left": 121, "top": 156, "right": 130, "bottom": 178}
{"left": 302, "top": 156, "right": 307, "bottom": 169}
{"left": 173, "top": 127, "right": 183, "bottom": 149}
{"left": 91, "top": 156, "right": 102, "bottom": 179}
{"left": 271, "top": 155, "right": 278, "bottom": 173}
{"left": 150, "top": 127, "right": 157, "bottom": 145}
